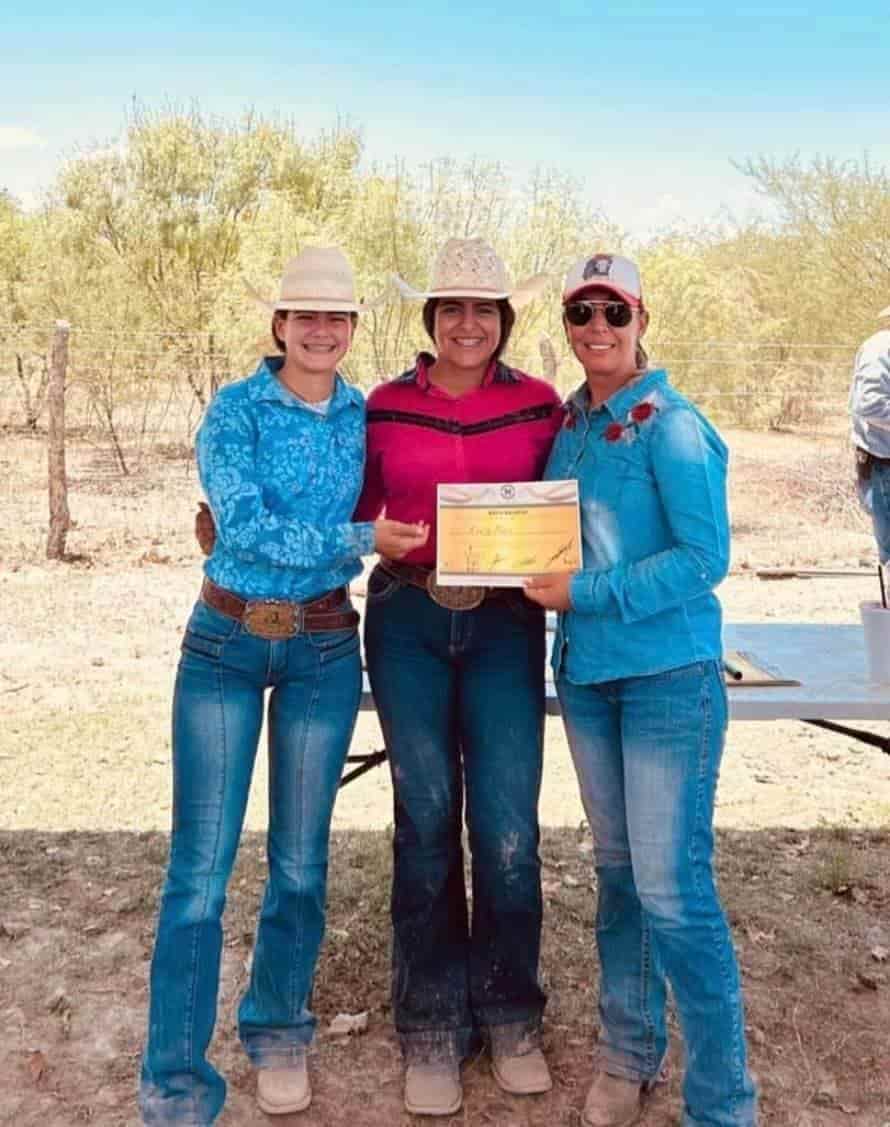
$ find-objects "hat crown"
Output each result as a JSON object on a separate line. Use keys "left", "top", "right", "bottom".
{"left": 563, "top": 253, "right": 642, "bottom": 304}
{"left": 429, "top": 237, "right": 510, "bottom": 296}
{"left": 278, "top": 247, "right": 357, "bottom": 304}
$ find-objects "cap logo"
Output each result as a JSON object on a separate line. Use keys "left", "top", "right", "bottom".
{"left": 583, "top": 255, "right": 614, "bottom": 280}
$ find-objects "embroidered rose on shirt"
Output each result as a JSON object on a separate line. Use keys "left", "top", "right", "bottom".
{"left": 630, "top": 401, "right": 655, "bottom": 423}
{"left": 604, "top": 398, "right": 659, "bottom": 443}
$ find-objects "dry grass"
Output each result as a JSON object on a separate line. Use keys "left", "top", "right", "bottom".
{"left": 2, "top": 423, "right": 890, "bottom": 1125}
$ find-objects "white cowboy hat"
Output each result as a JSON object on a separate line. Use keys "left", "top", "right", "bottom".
{"left": 245, "top": 246, "right": 384, "bottom": 313}
{"left": 393, "top": 237, "right": 548, "bottom": 309}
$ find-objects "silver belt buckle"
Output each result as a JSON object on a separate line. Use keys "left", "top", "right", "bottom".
{"left": 425, "top": 572, "right": 486, "bottom": 611}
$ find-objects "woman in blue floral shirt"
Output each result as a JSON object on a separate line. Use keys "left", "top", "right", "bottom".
{"left": 526, "top": 254, "right": 757, "bottom": 1127}
{"left": 139, "top": 248, "right": 426, "bottom": 1126}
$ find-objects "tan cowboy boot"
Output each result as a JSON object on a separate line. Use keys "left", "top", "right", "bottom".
{"left": 491, "top": 1045, "right": 553, "bottom": 1095}
{"left": 256, "top": 1058, "right": 311, "bottom": 1115}
{"left": 582, "top": 1071, "right": 644, "bottom": 1127}
{"left": 403, "top": 1061, "right": 462, "bottom": 1116}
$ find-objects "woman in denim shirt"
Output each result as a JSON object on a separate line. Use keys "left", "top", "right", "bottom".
{"left": 140, "top": 248, "right": 426, "bottom": 1126}
{"left": 526, "top": 254, "right": 757, "bottom": 1127}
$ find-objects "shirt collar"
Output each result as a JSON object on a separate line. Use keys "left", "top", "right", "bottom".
{"left": 248, "top": 356, "right": 363, "bottom": 413}
{"left": 408, "top": 351, "right": 519, "bottom": 390}
{"left": 567, "top": 367, "right": 667, "bottom": 420}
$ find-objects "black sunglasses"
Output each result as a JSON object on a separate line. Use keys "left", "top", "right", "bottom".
{"left": 564, "top": 300, "right": 634, "bottom": 328}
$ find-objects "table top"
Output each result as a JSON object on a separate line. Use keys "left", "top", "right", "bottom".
{"left": 722, "top": 622, "right": 890, "bottom": 721}
{"left": 360, "top": 622, "right": 890, "bottom": 723}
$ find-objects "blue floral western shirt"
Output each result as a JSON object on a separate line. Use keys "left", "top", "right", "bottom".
{"left": 196, "top": 356, "right": 376, "bottom": 601}
{"left": 544, "top": 367, "right": 730, "bottom": 684}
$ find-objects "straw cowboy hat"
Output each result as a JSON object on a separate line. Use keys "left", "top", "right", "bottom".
{"left": 393, "top": 237, "right": 548, "bottom": 309}
{"left": 245, "top": 246, "right": 383, "bottom": 313}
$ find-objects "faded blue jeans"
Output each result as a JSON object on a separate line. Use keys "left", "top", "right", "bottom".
{"left": 140, "top": 597, "right": 361, "bottom": 1125}
{"left": 364, "top": 568, "right": 547, "bottom": 1062}
{"left": 867, "top": 461, "right": 890, "bottom": 563}
{"left": 557, "top": 661, "right": 757, "bottom": 1127}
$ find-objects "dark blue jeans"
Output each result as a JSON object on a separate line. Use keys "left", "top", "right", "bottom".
{"left": 140, "top": 597, "right": 361, "bottom": 1125}
{"left": 364, "top": 567, "right": 547, "bottom": 1063}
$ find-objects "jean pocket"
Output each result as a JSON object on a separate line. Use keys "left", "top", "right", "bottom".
{"left": 181, "top": 599, "right": 238, "bottom": 658}
{"left": 365, "top": 565, "right": 402, "bottom": 605}
{"left": 306, "top": 627, "right": 360, "bottom": 661}
{"left": 502, "top": 593, "right": 545, "bottom": 627}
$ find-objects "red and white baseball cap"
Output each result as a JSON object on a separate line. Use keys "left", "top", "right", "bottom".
{"left": 563, "top": 253, "right": 642, "bottom": 306}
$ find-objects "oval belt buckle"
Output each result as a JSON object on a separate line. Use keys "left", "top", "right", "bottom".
{"left": 425, "top": 571, "right": 486, "bottom": 611}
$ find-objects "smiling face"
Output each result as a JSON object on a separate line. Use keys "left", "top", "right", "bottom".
{"left": 564, "top": 285, "right": 648, "bottom": 400}
{"left": 273, "top": 309, "right": 355, "bottom": 375}
{"left": 432, "top": 298, "right": 503, "bottom": 372}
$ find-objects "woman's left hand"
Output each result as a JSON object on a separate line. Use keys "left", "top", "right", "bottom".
{"left": 524, "top": 572, "right": 575, "bottom": 611}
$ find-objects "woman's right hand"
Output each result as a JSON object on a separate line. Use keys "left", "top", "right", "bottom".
{"left": 374, "top": 519, "right": 429, "bottom": 560}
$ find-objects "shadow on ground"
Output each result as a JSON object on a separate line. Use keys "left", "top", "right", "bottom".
{"left": 1, "top": 826, "right": 889, "bottom": 1126}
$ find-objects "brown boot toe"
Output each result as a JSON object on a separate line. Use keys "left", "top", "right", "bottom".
{"left": 491, "top": 1046, "right": 553, "bottom": 1095}
{"left": 582, "top": 1071, "right": 643, "bottom": 1127}
{"left": 256, "top": 1058, "right": 312, "bottom": 1115}
{"left": 404, "top": 1061, "right": 462, "bottom": 1116}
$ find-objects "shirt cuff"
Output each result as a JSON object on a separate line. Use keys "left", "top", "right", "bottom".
{"left": 569, "top": 569, "right": 604, "bottom": 615}
{"left": 350, "top": 521, "right": 377, "bottom": 558}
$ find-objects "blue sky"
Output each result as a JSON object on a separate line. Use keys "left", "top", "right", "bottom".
{"left": 2, "top": 0, "right": 888, "bottom": 235}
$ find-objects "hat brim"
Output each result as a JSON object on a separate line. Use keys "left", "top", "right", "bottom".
{"left": 564, "top": 282, "right": 641, "bottom": 307}
{"left": 879, "top": 305, "right": 890, "bottom": 320}
{"left": 393, "top": 272, "right": 548, "bottom": 311}
{"left": 244, "top": 279, "right": 385, "bottom": 314}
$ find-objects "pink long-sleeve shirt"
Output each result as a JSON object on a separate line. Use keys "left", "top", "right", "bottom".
{"left": 355, "top": 353, "right": 563, "bottom": 567}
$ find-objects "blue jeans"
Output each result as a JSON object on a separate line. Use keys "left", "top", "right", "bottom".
{"left": 364, "top": 568, "right": 547, "bottom": 1062}
{"left": 140, "top": 597, "right": 361, "bottom": 1125}
{"left": 557, "top": 661, "right": 757, "bottom": 1127}
{"left": 869, "top": 462, "right": 890, "bottom": 563}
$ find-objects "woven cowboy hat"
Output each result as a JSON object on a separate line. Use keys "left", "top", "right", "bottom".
{"left": 392, "top": 237, "right": 548, "bottom": 309}
{"left": 245, "top": 246, "right": 384, "bottom": 313}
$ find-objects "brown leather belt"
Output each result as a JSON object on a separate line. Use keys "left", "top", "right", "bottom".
{"left": 201, "top": 578, "right": 359, "bottom": 640}
{"left": 857, "top": 446, "right": 890, "bottom": 467}
{"left": 379, "top": 559, "right": 509, "bottom": 612}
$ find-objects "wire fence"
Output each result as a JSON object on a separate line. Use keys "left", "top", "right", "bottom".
{"left": 0, "top": 321, "right": 856, "bottom": 464}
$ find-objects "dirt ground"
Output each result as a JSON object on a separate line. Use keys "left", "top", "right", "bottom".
{"left": 1, "top": 426, "right": 889, "bottom": 1126}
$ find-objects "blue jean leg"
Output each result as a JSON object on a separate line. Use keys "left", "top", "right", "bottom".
{"left": 557, "top": 675, "right": 667, "bottom": 1084}
{"left": 238, "top": 627, "right": 361, "bottom": 1063}
{"left": 364, "top": 576, "right": 546, "bottom": 1062}
{"left": 460, "top": 600, "right": 546, "bottom": 1039}
{"left": 870, "top": 462, "right": 890, "bottom": 563}
{"left": 558, "top": 662, "right": 757, "bottom": 1127}
{"left": 140, "top": 601, "right": 360, "bottom": 1125}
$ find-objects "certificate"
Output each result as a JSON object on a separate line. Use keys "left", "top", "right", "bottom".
{"left": 436, "top": 480, "right": 582, "bottom": 587}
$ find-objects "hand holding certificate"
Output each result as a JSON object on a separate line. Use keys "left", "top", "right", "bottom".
{"left": 436, "top": 480, "right": 582, "bottom": 587}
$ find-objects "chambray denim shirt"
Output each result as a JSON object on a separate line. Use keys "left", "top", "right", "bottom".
{"left": 196, "top": 356, "right": 376, "bottom": 601}
{"left": 850, "top": 329, "right": 890, "bottom": 457}
{"left": 544, "top": 367, "right": 730, "bottom": 684}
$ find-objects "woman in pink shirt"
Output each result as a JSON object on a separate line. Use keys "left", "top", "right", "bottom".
{"left": 355, "top": 238, "right": 562, "bottom": 1116}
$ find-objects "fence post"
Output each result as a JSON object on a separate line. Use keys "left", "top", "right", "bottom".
{"left": 539, "top": 334, "right": 558, "bottom": 384}
{"left": 46, "top": 320, "right": 71, "bottom": 560}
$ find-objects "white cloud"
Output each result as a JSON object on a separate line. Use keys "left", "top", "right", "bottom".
{"left": 0, "top": 126, "right": 46, "bottom": 151}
